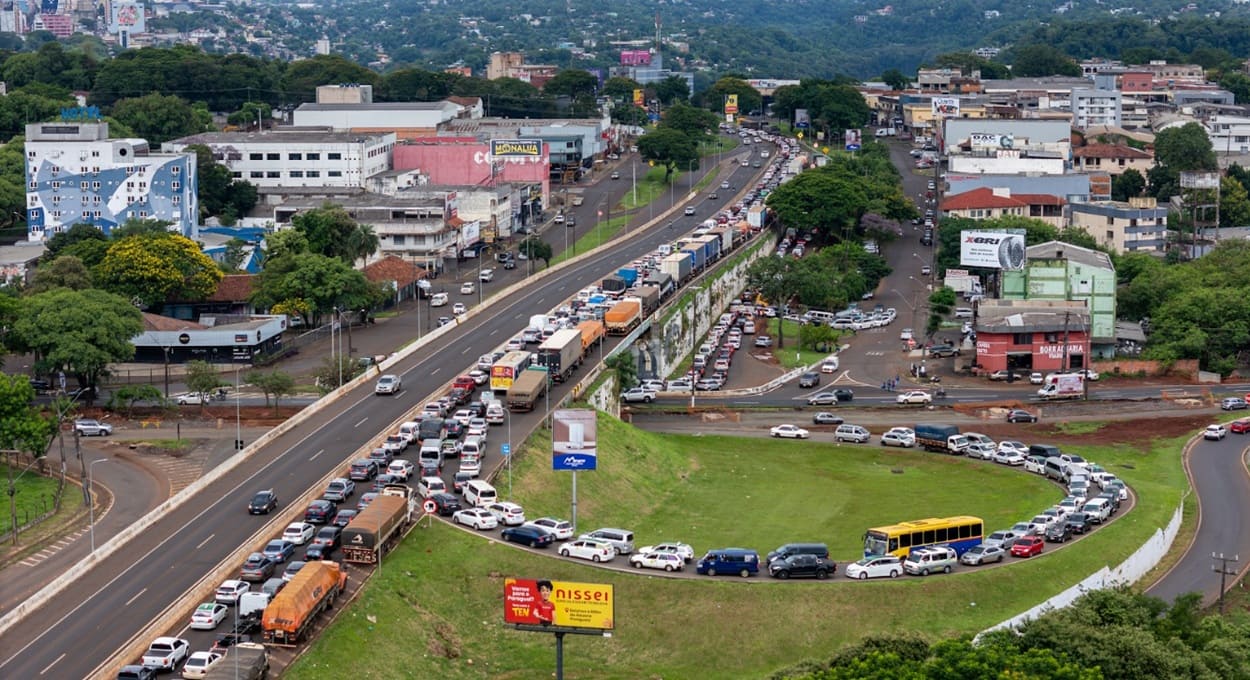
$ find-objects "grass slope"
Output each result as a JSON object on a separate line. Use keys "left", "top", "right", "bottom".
{"left": 286, "top": 417, "right": 1188, "bottom": 680}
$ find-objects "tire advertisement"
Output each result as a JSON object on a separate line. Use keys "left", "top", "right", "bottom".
{"left": 959, "top": 231, "right": 1026, "bottom": 270}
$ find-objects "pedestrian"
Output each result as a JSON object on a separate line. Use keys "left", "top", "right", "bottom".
{"left": 881, "top": 381, "right": 888, "bottom": 391}
{"left": 896, "top": 373, "right": 901, "bottom": 384}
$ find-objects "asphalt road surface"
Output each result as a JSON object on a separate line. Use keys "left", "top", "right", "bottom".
{"left": 0, "top": 145, "right": 775, "bottom": 680}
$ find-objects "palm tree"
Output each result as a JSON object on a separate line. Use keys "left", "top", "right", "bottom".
{"left": 346, "top": 224, "right": 380, "bottom": 269}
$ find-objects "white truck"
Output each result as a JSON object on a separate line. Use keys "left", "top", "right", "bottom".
{"left": 1037, "top": 373, "right": 1085, "bottom": 400}
{"left": 141, "top": 636, "right": 189, "bottom": 672}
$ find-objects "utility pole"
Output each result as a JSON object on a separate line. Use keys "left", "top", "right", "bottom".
{"left": 1061, "top": 310, "right": 1071, "bottom": 373}
{"left": 1213, "top": 553, "right": 1239, "bottom": 614}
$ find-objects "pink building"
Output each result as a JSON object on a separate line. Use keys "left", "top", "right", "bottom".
{"left": 620, "top": 50, "right": 652, "bottom": 66}
{"left": 393, "top": 137, "right": 551, "bottom": 204}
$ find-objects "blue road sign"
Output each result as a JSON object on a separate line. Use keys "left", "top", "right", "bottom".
{"left": 553, "top": 452, "right": 597, "bottom": 471}
{"left": 502, "top": 443, "right": 511, "bottom": 457}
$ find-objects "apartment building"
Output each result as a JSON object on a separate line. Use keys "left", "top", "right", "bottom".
{"left": 1071, "top": 143, "right": 1153, "bottom": 176}
{"left": 1071, "top": 88, "right": 1122, "bottom": 128}
{"left": 1069, "top": 197, "right": 1169, "bottom": 254}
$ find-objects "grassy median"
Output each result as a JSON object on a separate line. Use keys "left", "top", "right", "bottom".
{"left": 286, "top": 417, "right": 1188, "bottom": 680}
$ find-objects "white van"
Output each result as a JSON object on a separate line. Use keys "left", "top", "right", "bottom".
{"left": 954, "top": 307, "right": 974, "bottom": 319}
{"left": 430, "top": 292, "right": 449, "bottom": 307}
{"left": 464, "top": 480, "right": 497, "bottom": 507}
{"left": 397, "top": 421, "right": 421, "bottom": 444}
{"left": 417, "top": 476, "right": 447, "bottom": 499}
{"left": 657, "top": 244, "right": 674, "bottom": 256}
{"left": 461, "top": 435, "right": 486, "bottom": 460}
{"left": 806, "top": 310, "right": 837, "bottom": 325}
{"left": 237, "top": 591, "right": 270, "bottom": 620}
{"left": 418, "top": 441, "right": 443, "bottom": 471}
{"left": 1082, "top": 498, "right": 1111, "bottom": 523}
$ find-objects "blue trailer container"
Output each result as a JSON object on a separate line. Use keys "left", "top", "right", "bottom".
{"left": 617, "top": 267, "right": 639, "bottom": 287}
{"left": 682, "top": 244, "right": 706, "bottom": 271}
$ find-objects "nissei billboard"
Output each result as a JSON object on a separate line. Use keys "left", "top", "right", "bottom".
{"left": 959, "top": 231, "right": 1026, "bottom": 270}
{"left": 504, "top": 578, "right": 614, "bottom": 630}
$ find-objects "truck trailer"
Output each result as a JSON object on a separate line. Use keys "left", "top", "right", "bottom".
{"left": 604, "top": 299, "right": 642, "bottom": 335}
{"left": 507, "top": 369, "right": 549, "bottom": 412}
{"left": 601, "top": 275, "right": 627, "bottom": 297}
{"left": 535, "top": 328, "right": 584, "bottom": 383}
{"left": 616, "top": 267, "right": 639, "bottom": 287}
{"left": 262, "top": 560, "right": 348, "bottom": 646}
{"left": 202, "top": 643, "right": 268, "bottom": 680}
{"left": 635, "top": 285, "right": 661, "bottom": 316}
{"left": 914, "top": 423, "right": 969, "bottom": 455}
{"left": 576, "top": 320, "right": 606, "bottom": 354}
{"left": 340, "top": 491, "right": 412, "bottom": 564}
{"left": 643, "top": 272, "right": 674, "bottom": 300}
{"left": 661, "top": 252, "right": 693, "bottom": 283}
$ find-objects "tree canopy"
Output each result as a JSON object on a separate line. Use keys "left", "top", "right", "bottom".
{"left": 94, "top": 230, "right": 223, "bottom": 309}
{"left": 9, "top": 288, "right": 144, "bottom": 390}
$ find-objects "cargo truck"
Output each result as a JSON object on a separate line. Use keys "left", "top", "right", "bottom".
{"left": 262, "top": 560, "right": 348, "bottom": 646}
{"left": 616, "top": 267, "right": 639, "bottom": 287}
{"left": 708, "top": 226, "right": 734, "bottom": 254}
{"left": 681, "top": 242, "right": 706, "bottom": 272}
{"left": 202, "top": 642, "right": 268, "bottom": 680}
{"left": 490, "top": 350, "right": 532, "bottom": 393}
{"left": 914, "top": 423, "right": 969, "bottom": 455}
{"left": 576, "top": 320, "right": 606, "bottom": 354}
{"left": 661, "top": 252, "right": 693, "bottom": 283}
{"left": 1038, "top": 373, "right": 1085, "bottom": 400}
{"left": 341, "top": 489, "right": 413, "bottom": 564}
{"left": 747, "top": 205, "right": 766, "bottom": 230}
{"left": 644, "top": 272, "right": 674, "bottom": 299}
{"left": 605, "top": 298, "right": 642, "bottom": 335}
{"left": 536, "top": 328, "right": 584, "bottom": 383}
{"left": 601, "top": 275, "right": 628, "bottom": 297}
{"left": 507, "top": 368, "right": 549, "bottom": 412}
{"left": 636, "top": 285, "right": 661, "bottom": 316}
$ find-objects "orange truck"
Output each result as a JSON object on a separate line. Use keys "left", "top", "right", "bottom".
{"left": 576, "top": 320, "right": 605, "bottom": 354}
{"left": 604, "top": 299, "right": 642, "bottom": 335}
{"left": 262, "top": 560, "right": 348, "bottom": 646}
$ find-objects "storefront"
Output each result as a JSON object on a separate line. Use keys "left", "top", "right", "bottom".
{"left": 132, "top": 315, "right": 288, "bottom": 365}
{"left": 973, "top": 300, "right": 1091, "bottom": 374}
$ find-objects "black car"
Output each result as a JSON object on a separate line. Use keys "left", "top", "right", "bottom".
{"left": 430, "top": 492, "right": 461, "bottom": 516}
{"left": 812, "top": 412, "right": 844, "bottom": 425}
{"left": 349, "top": 459, "right": 379, "bottom": 481}
{"left": 1045, "top": 522, "right": 1072, "bottom": 543}
{"left": 312, "top": 525, "right": 342, "bottom": 550}
{"left": 833, "top": 388, "right": 855, "bottom": 402}
{"left": 465, "top": 401, "right": 486, "bottom": 418}
{"left": 116, "top": 665, "right": 158, "bottom": 680}
{"left": 1007, "top": 409, "right": 1038, "bottom": 423}
{"left": 443, "top": 420, "right": 465, "bottom": 439}
{"left": 1065, "top": 512, "right": 1091, "bottom": 535}
{"left": 502, "top": 525, "right": 556, "bottom": 548}
{"left": 768, "top": 554, "right": 835, "bottom": 579}
{"left": 303, "top": 499, "right": 337, "bottom": 524}
{"left": 331, "top": 509, "right": 357, "bottom": 528}
{"left": 304, "top": 543, "right": 334, "bottom": 561}
{"left": 372, "top": 474, "right": 404, "bottom": 492}
{"left": 419, "top": 461, "right": 441, "bottom": 479}
{"left": 248, "top": 489, "right": 278, "bottom": 514}
{"left": 1097, "top": 491, "right": 1122, "bottom": 514}
{"left": 798, "top": 372, "right": 820, "bottom": 388}
{"left": 453, "top": 471, "right": 474, "bottom": 494}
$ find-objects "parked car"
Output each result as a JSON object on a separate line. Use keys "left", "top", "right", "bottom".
{"left": 1011, "top": 536, "right": 1045, "bottom": 558}
{"left": 73, "top": 419, "right": 113, "bottom": 436}
{"left": 769, "top": 424, "right": 810, "bottom": 439}
{"left": 1006, "top": 409, "right": 1038, "bottom": 423}
{"left": 844, "top": 555, "right": 903, "bottom": 580}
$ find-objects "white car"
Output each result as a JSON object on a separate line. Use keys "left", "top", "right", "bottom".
{"left": 375, "top": 374, "right": 401, "bottom": 395}
{"left": 636, "top": 542, "right": 695, "bottom": 563}
{"left": 453, "top": 508, "right": 499, "bottom": 530}
{"left": 214, "top": 579, "right": 249, "bottom": 605}
{"left": 820, "top": 357, "right": 839, "bottom": 373}
{"left": 896, "top": 391, "right": 932, "bottom": 405}
{"left": 881, "top": 431, "right": 915, "bottom": 448}
{"left": 479, "top": 268, "right": 495, "bottom": 282}
{"left": 175, "top": 392, "right": 206, "bottom": 405}
{"left": 453, "top": 409, "right": 473, "bottom": 426}
{"left": 1028, "top": 514, "right": 1057, "bottom": 534}
{"left": 460, "top": 281, "right": 476, "bottom": 295}
{"left": 485, "top": 404, "right": 507, "bottom": 425}
{"left": 629, "top": 552, "right": 685, "bottom": 571}
{"left": 181, "top": 651, "right": 224, "bottom": 679}
{"left": 387, "top": 459, "right": 415, "bottom": 480}
{"left": 459, "top": 457, "right": 481, "bottom": 477}
{"left": 1205, "top": 424, "right": 1227, "bottom": 440}
{"left": 992, "top": 450, "right": 1025, "bottom": 466}
{"left": 467, "top": 418, "right": 489, "bottom": 438}
{"left": 1024, "top": 457, "right": 1047, "bottom": 475}
{"left": 525, "top": 517, "right": 574, "bottom": 540}
{"left": 452, "top": 302, "right": 467, "bottom": 315}
{"left": 282, "top": 522, "right": 316, "bottom": 545}
{"left": 141, "top": 636, "right": 189, "bottom": 672}
{"left": 965, "top": 442, "right": 996, "bottom": 460}
{"left": 468, "top": 369, "right": 489, "bottom": 385}
{"left": 559, "top": 539, "right": 616, "bottom": 562}
{"left": 899, "top": 328, "right": 913, "bottom": 341}
{"left": 770, "top": 424, "right": 810, "bottom": 439}
{"left": 622, "top": 386, "right": 657, "bottom": 403}
{"left": 430, "top": 292, "right": 449, "bottom": 307}
{"left": 189, "top": 602, "right": 228, "bottom": 630}
{"left": 844, "top": 555, "right": 903, "bottom": 580}
{"left": 997, "top": 440, "right": 1029, "bottom": 457}
{"left": 486, "top": 501, "right": 526, "bottom": 526}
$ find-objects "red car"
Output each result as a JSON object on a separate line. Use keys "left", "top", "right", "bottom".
{"left": 1231, "top": 418, "right": 1250, "bottom": 434}
{"left": 1011, "top": 536, "right": 1045, "bottom": 558}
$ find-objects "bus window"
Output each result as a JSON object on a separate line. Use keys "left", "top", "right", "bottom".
{"left": 923, "top": 530, "right": 935, "bottom": 544}
{"left": 973, "top": 522, "right": 983, "bottom": 536}
{"left": 899, "top": 533, "right": 911, "bottom": 548}
{"left": 935, "top": 528, "right": 948, "bottom": 543}
{"left": 959, "top": 524, "right": 971, "bottom": 539}
{"left": 888, "top": 538, "right": 898, "bottom": 552}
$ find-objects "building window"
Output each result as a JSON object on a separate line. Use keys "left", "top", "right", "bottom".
{"left": 250, "top": 171, "right": 263, "bottom": 178}
{"left": 28, "top": 181, "right": 36, "bottom": 190}
{"left": 172, "top": 166, "right": 181, "bottom": 174}
{"left": 92, "top": 181, "right": 100, "bottom": 190}
{"left": 393, "top": 235, "right": 405, "bottom": 245}
{"left": 307, "top": 153, "right": 321, "bottom": 160}
{"left": 289, "top": 171, "right": 303, "bottom": 178}
{"left": 231, "top": 172, "right": 242, "bottom": 178}
{"left": 289, "top": 153, "right": 303, "bottom": 161}
{"left": 266, "top": 153, "right": 280, "bottom": 161}
{"left": 1012, "top": 333, "right": 1033, "bottom": 345}
{"left": 249, "top": 153, "right": 263, "bottom": 160}
{"left": 80, "top": 181, "right": 89, "bottom": 190}
{"left": 267, "top": 171, "right": 280, "bottom": 178}
{"left": 328, "top": 170, "right": 342, "bottom": 177}
{"left": 327, "top": 153, "right": 341, "bottom": 160}
{"left": 172, "top": 181, "right": 180, "bottom": 190}
{"left": 127, "top": 181, "right": 135, "bottom": 189}
{"left": 92, "top": 150, "right": 100, "bottom": 157}
{"left": 173, "top": 196, "right": 180, "bottom": 205}
{"left": 306, "top": 171, "right": 320, "bottom": 178}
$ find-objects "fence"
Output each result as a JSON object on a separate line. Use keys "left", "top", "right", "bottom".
{"left": 1, "top": 451, "right": 69, "bottom": 544}
{"left": 975, "top": 501, "right": 1184, "bottom": 641}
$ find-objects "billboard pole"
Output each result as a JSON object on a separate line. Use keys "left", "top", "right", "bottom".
{"left": 556, "top": 632, "right": 565, "bottom": 680}
{"left": 571, "top": 470, "right": 578, "bottom": 536}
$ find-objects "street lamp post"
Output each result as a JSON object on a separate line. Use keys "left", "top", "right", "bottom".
{"left": 87, "top": 458, "right": 108, "bottom": 552}
{"left": 235, "top": 363, "right": 243, "bottom": 451}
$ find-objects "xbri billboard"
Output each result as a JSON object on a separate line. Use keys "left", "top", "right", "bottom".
{"left": 959, "top": 231, "right": 1026, "bottom": 270}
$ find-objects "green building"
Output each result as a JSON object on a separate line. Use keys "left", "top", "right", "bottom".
{"left": 1001, "top": 241, "right": 1117, "bottom": 358}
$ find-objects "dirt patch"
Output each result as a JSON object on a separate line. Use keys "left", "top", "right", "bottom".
{"left": 958, "top": 413, "right": 1212, "bottom": 447}
{"left": 77, "top": 405, "right": 305, "bottom": 428}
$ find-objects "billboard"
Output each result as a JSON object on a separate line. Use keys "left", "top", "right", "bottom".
{"left": 931, "top": 97, "right": 960, "bottom": 116}
{"left": 490, "top": 139, "right": 542, "bottom": 157}
{"left": 110, "top": 2, "right": 144, "bottom": 33}
{"left": 444, "top": 191, "right": 459, "bottom": 221}
{"left": 1179, "top": 172, "right": 1219, "bottom": 190}
{"left": 960, "top": 231, "right": 1027, "bottom": 270}
{"left": 724, "top": 94, "right": 739, "bottom": 115}
{"left": 969, "top": 133, "right": 1014, "bottom": 150}
{"left": 504, "top": 578, "right": 614, "bottom": 630}
{"left": 845, "top": 129, "right": 861, "bottom": 151}
{"left": 457, "top": 220, "right": 480, "bottom": 248}
{"left": 633, "top": 88, "right": 644, "bottom": 107}
{"left": 552, "top": 409, "right": 596, "bottom": 470}
{"left": 794, "top": 109, "right": 810, "bottom": 129}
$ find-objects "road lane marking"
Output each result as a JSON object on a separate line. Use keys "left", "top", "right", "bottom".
{"left": 490, "top": 329, "right": 498, "bottom": 336}
{"left": 431, "top": 368, "right": 441, "bottom": 375}
{"left": 124, "top": 588, "right": 147, "bottom": 607}
{"left": 354, "top": 417, "right": 368, "bottom": 428}
{"left": 462, "top": 347, "right": 470, "bottom": 354}
{"left": 38, "top": 653, "right": 64, "bottom": 675}
{"left": 309, "top": 449, "right": 324, "bottom": 461}
{"left": 195, "top": 533, "right": 215, "bottom": 550}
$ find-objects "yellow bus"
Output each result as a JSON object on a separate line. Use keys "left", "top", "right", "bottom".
{"left": 863, "top": 516, "right": 984, "bottom": 558}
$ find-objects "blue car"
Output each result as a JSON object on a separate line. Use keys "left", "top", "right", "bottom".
{"left": 501, "top": 525, "right": 554, "bottom": 548}
{"left": 262, "top": 539, "right": 295, "bottom": 564}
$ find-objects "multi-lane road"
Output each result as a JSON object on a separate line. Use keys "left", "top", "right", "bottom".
{"left": 0, "top": 146, "right": 773, "bottom": 679}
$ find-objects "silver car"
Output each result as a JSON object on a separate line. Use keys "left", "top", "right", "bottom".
{"left": 74, "top": 419, "right": 113, "bottom": 436}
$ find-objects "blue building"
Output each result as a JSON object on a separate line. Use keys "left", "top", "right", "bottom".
{"left": 24, "top": 121, "right": 198, "bottom": 242}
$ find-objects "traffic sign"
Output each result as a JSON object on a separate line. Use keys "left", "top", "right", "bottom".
{"left": 423, "top": 500, "right": 437, "bottom": 514}
{"left": 502, "top": 443, "right": 511, "bottom": 457}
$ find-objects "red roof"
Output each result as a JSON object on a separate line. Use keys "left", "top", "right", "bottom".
{"left": 207, "top": 274, "right": 254, "bottom": 302}
{"left": 363, "top": 255, "right": 427, "bottom": 288}
{"left": 940, "top": 187, "right": 1066, "bottom": 211}
{"left": 142, "top": 313, "right": 208, "bottom": 332}
{"left": 1073, "top": 143, "right": 1153, "bottom": 160}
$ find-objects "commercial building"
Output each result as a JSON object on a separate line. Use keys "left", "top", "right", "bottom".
{"left": 1071, "top": 143, "right": 1153, "bottom": 176}
{"left": 1069, "top": 197, "right": 1169, "bottom": 254}
{"left": 130, "top": 312, "right": 288, "bottom": 365}
{"left": 1000, "top": 241, "right": 1117, "bottom": 357}
{"left": 945, "top": 173, "right": 1102, "bottom": 204}
{"left": 290, "top": 86, "right": 479, "bottom": 140}
{"left": 973, "top": 300, "right": 1092, "bottom": 373}
{"left": 24, "top": 120, "right": 199, "bottom": 242}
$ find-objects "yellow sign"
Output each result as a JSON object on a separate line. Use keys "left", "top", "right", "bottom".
{"left": 490, "top": 139, "right": 542, "bottom": 157}
{"left": 822, "top": 146, "right": 829, "bottom": 154}
{"left": 504, "top": 578, "right": 615, "bottom": 630}
{"left": 633, "top": 89, "right": 644, "bottom": 107}
{"left": 648, "top": 160, "right": 655, "bottom": 167}
{"left": 725, "top": 94, "right": 739, "bottom": 115}
{"left": 797, "top": 131, "right": 804, "bottom": 140}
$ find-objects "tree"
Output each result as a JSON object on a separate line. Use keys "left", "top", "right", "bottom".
{"left": 184, "top": 360, "right": 225, "bottom": 405}
{"left": 880, "top": 69, "right": 910, "bottom": 90}
{"left": 745, "top": 255, "right": 795, "bottom": 348}
{"left": 345, "top": 224, "right": 380, "bottom": 269}
{"left": 263, "top": 229, "right": 310, "bottom": 262}
{"left": 187, "top": 144, "right": 257, "bottom": 222}
{"left": 226, "top": 101, "right": 272, "bottom": 129}
{"left": 542, "top": 69, "right": 597, "bottom": 99}
{"left": 41, "top": 223, "right": 106, "bottom": 264}
{"left": 703, "top": 76, "right": 763, "bottom": 116}
{"left": 926, "top": 287, "right": 956, "bottom": 338}
{"left": 106, "top": 384, "right": 164, "bottom": 417}
{"left": 764, "top": 169, "right": 867, "bottom": 238}
{"left": 654, "top": 75, "right": 690, "bottom": 105}
{"left": 245, "top": 370, "right": 295, "bottom": 414}
{"left": 0, "top": 374, "right": 56, "bottom": 458}
{"left": 290, "top": 203, "right": 361, "bottom": 262}
{"left": 602, "top": 76, "right": 642, "bottom": 101}
{"left": 1111, "top": 168, "right": 1146, "bottom": 201}
{"left": 519, "top": 237, "right": 552, "bottom": 268}
{"left": 313, "top": 354, "right": 363, "bottom": 393}
{"left": 604, "top": 351, "right": 637, "bottom": 394}
{"left": 1010, "top": 44, "right": 1082, "bottom": 77}
{"left": 1220, "top": 176, "right": 1250, "bottom": 229}
{"left": 281, "top": 54, "right": 379, "bottom": 103}
{"left": 637, "top": 127, "right": 699, "bottom": 183}
{"left": 27, "top": 255, "right": 92, "bottom": 293}
{"left": 612, "top": 104, "right": 648, "bottom": 127}
{"left": 929, "top": 52, "right": 1011, "bottom": 79}
{"left": 9, "top": 288, "right": 143, "bottom": 394}
{"left": 1154, "top": 122, "right": 1217, "bottom": 172}
{"left": 109, "top": 93, "right": 212, "bottom": 146}
{"left": 248, "top": 252, "right": 382, "bottom": 325}
{"left": 658, "top": 103, "right": 719, "bottom": 138}
{"left": 798, "top": 323, "right": 837, "bottom": 352}
{"left": 379, "top": 68, "right": 460, "bottom": 102}
{"left": 94, "top": 232, "right": 223, "bottom": 309}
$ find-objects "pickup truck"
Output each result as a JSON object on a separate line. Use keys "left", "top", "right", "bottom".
{"left": 622, "top": 387, "right": 656, "bottom": 403}
{"left": 141, "top": 636, "right": 189, "bottom": 672}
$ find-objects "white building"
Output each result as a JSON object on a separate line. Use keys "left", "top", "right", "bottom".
{"left": 165, "top": 128, "right": 395, "bottom": 204}
{"left": 25, "top": 120, "right": 198, "bottom": 242}
{"left": 1070, "top": 88, "right": 1122, "bottom": 129}
{"left": 1207, "top": 115, "right": 1250, "bottom": 156}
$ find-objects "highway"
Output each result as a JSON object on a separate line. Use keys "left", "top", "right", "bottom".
{"left": 0, "top": 150, "right": 772, "bottom": 679}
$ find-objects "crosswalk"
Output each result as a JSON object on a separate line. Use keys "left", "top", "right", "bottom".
{"left": 133, "top": 450, "right": 208, "bottom": 496}
{"left": 19, "top": 527, "right": 89, "bottom": 567}
{"left": 865, "top": 351, "right": 885, "bottom": 357}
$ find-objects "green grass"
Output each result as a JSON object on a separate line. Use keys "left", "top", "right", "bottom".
{"left": 132, "top": 439, "right": 194, "bottom": 451}
{"left": 2, "top": 464, "right": 61, "bottom": 525}
{"left": 287, "top": 416, "right": 1187, "bottom": 680}
{"left": 763, "top": 318, "right": 831, "bottom": 369}
{"left": 1054, "top": 422, "right": 1107, "bottom": 435}
{"left": 550, "top": 215, "right": 633, "bottom": 266}
{"left": 615, "top": 166, "right": 671, "bottom": 211}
